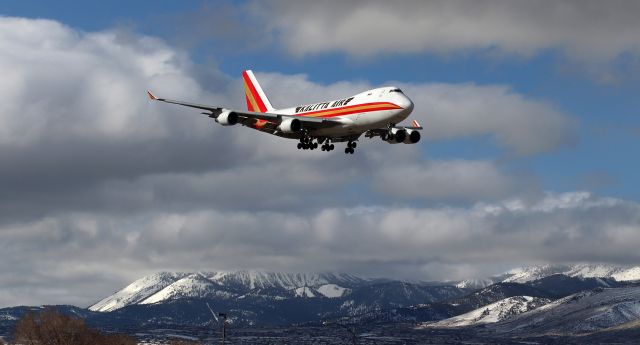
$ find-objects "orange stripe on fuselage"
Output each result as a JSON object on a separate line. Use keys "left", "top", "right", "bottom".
{"left": 296, "top": 102, "right": 402, "bottom": 118}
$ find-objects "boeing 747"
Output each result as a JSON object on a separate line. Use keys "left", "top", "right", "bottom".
{"left": 148, "top": 70, "right": 421, "bottom": 154}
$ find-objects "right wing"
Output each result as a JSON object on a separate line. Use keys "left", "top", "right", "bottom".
{"left": 147, "top": 91, "right": 342, "bottom": 130}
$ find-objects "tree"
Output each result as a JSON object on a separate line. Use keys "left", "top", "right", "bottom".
{"left": 13, "top": 308, "right": 136, "bottom": 345}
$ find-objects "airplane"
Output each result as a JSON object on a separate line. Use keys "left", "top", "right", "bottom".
{"left": 147, "top": 70, "right": 422, "bottom": 154}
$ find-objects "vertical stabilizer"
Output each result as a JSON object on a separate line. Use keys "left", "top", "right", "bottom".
{"left": 242, "top": 70, "right": 275, "bottom": 112}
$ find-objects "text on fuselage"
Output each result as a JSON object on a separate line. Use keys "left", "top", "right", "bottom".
{"left": 295, "top": 97, "right": 354, "bottom": 113}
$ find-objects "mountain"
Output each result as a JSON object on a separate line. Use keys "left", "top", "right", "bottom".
{"left": 486, "top": 287, "right": 640, "bottom": 336}
{"left": 500, "top": 264, "right": 640, "bottom": 283}
{"left": 528, "top": 274, "right": 623, "bottom": 297}
{"left": 336, "top": 281, "right": 555, "bottom": 325}
{"left": 86, "top": 271, "right": 467, "bottom": 327}
{"left": 4, "top": 269, "right": 640, "bottom": 341}
{"left": 90, "top": 271, "right": 367, "bottom": 312}
{"left": 90, "top": 272, "right": 189, "bottom": 312}
{"left": 447, "top": 282, "right": 554, "bottom": 310}
{"left": 454, "top": 278, "right": 496, "bottom": 289}
{"left": 337, "top": 280, "right": 464, "bottom": 316}
{"left": 423, "top": 296, "right": 551, "bottom": 328}
{"left": 348, "top": 275, "right": 626, "bottom": 325}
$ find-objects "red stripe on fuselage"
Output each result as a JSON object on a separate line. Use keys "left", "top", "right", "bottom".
{"left": 296, "top": 102, "right": 402, "bottom": 118}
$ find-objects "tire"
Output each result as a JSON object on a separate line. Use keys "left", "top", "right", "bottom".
{"left": 351, "top": 142, "right": 357, "bottom": 149}
{"left": 329, "top": 144, "right": 334, "bottom": 150}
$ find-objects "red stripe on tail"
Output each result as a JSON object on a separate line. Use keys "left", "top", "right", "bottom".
{"left": 242, "top": 71, "right": 267, "bottom": 112}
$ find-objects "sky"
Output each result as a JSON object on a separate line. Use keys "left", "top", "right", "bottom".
{"left": 0, "top": 0, "right": 639, "bottom": 308}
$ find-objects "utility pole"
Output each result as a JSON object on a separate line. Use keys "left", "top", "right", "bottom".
{"left": 218, "top": 313, "right": 228, "bottom": 345}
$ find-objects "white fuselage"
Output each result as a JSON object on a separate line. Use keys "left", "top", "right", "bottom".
{"left": 271, "top": 86, "right": 414, "bottom": 137}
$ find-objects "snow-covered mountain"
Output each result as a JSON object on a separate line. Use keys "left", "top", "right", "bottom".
{"left": 89, "top": 272, "right": 189, "bottom": 312}
{"left": 5, "top": 268, "right": 640, "bottom": 336}
{"left": 501, "top": 264, "right": 640, "bottom": 283}
{"left": 424, "top": 296, "right": 550, "bottom": 328}
{"left": 488, "top": 287, "right": 640, "bottom": 335}
{"left": 455, "top": 278, "right": 497, "bottom": 289}
{"left": 90, "top": 271, "right": 368, "bottom": 312}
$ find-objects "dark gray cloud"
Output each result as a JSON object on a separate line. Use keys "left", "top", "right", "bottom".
{"left": 0, "top": 17, "right": 632, "bottom": 308}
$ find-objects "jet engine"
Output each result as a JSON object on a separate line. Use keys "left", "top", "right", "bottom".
{"left": 215, "top": 110, "right": 238, "bottom": 126}
{"left": 403, "top": 129, "right": 421, "bottom": 144}
{"left": 385, "top": 128, "right": 406, "bottom": 144}
{"left": 278, "top": 118, "right": 302, "bottom": 133}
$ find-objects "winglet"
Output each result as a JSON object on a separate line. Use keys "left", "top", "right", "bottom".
{"left": 147, "top": 90, "right": 158, "bottom": 100}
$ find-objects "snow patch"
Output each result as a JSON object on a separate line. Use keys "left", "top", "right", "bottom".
{"left": 317, "top": 284, "right": 348, "bottom": 298}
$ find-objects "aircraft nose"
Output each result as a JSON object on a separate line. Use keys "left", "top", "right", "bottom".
{"left": 400, "top": 95, "right": 414, "bottom": 112}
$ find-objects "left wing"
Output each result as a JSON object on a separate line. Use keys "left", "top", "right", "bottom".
{"left": 147, "top": 91, "right": 342, "bottom": 130}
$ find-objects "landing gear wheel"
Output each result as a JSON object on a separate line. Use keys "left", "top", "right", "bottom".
{"left": 297, "top": 143, "right": 302, "bottom": 149}
{"left": 329, "top": 144, "right": 334, "bottom": 150}
{"left": 313, "top": 142, "right": 318, "bottom": 149}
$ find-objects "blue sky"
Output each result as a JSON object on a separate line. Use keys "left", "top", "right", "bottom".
{"left": 1, "top": 1, "right": 640, "bottom": 307}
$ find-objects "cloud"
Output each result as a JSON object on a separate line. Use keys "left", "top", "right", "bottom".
{"left": 372, "top": 159, "right": 523, "bottom": 201}
{"left": 251, "top": 0, "right": 640, "bottom": 64}
{"left": 0, "top": 16, "right": 609, "bottom": 309}
{"left": 2, "top": 192, "right": 640, "bottom": 307}
{"left": 402, "top": 83, "right": 578, "bottom": 156}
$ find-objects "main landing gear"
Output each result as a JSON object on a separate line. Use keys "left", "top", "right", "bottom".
{"left": 321, "top": 140, "right": 335, "bottom": 152}
{"left": 344, "top": 141, "right": 356, "bottom": 154}
{"left": 297, "top": 136, "right": 318, "bottom": 150}
{"left": 296, "top": 136, "right": 356, "bottom": 154}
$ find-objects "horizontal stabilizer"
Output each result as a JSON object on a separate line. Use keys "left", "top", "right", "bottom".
{"left": 147, "top": 90, "right": 158, "bottom": 100}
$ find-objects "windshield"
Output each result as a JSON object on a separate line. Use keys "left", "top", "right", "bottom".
{"left": 389, "top": 88, "right": 403, "bottom": 93}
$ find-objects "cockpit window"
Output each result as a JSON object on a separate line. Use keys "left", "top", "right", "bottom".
{"left": 389, "top": 88, "right": 403, "bottom": 93}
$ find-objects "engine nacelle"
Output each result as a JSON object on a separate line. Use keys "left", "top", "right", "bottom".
{"left": 278, "top": 118, "right": 302, "bottom": 133}
{"left": 403, "top": 129, "right": 421, "bottom": 144}
{"left": 385, "top": 128, "right": 406, "bottom": 144}
{"left": 216, "top": 110, "right": 238, "bottom": 126}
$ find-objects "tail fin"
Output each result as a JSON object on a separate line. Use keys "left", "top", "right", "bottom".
{"left": 242, "top": 70, "right": 274, "bottom": 113}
